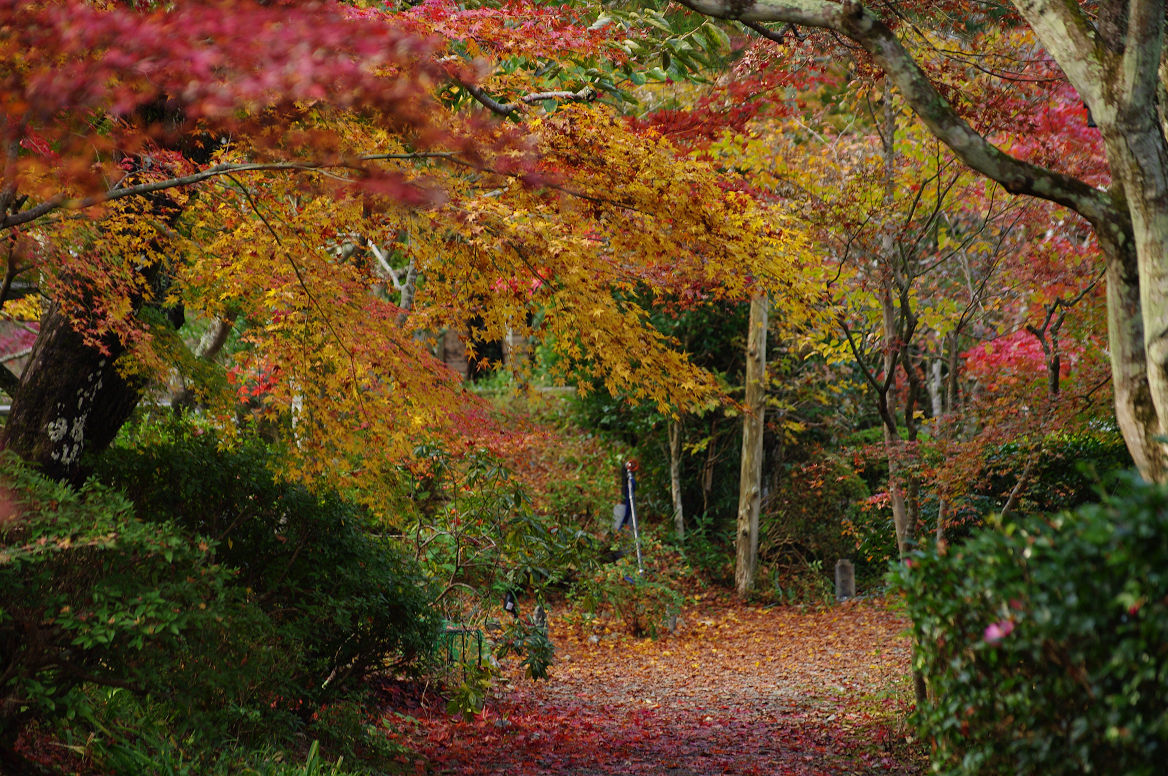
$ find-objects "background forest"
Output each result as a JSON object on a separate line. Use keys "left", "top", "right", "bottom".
{"left": 1, "top": 1, "right": 1166, "bottom": 774}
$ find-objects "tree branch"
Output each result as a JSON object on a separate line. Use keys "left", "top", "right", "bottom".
{"left": 0, "top": 152, "right": 459, "bottom": 232}
{"left": 1010, "top": 0, "right": 1107, "bottom": 109}
{"left": 740, "top": 20, "right": 803, "bottom": 43}
{"left": 463, "top": 82, "right": 596, "bottom": 116}
{"left": 678, "top": 0, "right": 1119, "bottom": 233}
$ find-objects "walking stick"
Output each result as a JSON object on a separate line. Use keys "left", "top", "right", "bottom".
{"left": 626, "top": 461, "right": 643, "bottom": 574}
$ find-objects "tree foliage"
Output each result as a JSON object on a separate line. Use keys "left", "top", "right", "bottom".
{"left": 894, "top": 474, "right": 1168, "bottom": 775}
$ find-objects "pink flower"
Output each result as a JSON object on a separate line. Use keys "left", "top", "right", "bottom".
{"left": 983, "top": 620, "right": 1015, "bottom": 643}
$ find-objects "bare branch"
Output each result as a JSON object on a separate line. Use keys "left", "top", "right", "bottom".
{"left": 741, "top": 20, "right": 804, "bottom": 43}
{"left": 463, "top": 82, "right": 596, "bottom": 116}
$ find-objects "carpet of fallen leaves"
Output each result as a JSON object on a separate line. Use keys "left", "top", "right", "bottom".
{"left": 377, "top": 596, "right": 927, "bottom": 776}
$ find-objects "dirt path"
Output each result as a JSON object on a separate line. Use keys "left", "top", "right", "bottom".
{"left": 383, "top": 598, "right": 926, "bottom": 776}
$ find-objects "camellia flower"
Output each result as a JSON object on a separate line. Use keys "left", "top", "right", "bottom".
{"left": 983, "top": 619, "right": 1016, "bottom": 643}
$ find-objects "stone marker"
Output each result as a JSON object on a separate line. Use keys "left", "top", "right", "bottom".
{"left": 835, "top": 559, "right": 855, "bottom": 601}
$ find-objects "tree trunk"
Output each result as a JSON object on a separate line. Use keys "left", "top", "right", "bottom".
{"left": 0, "top": 304, "right": 143, "bottom": 484}
{"left": 1100, "top": 220, "right": 1168, "bottom": 481}
{"left": 928, "top": 359, "right": 943, "bottom": 418}
{"left": 701, "top": 418, "right": 717, "bottom": 517}
{"left": 668, "top": 418, "right": 685, "bottom": 540}
{"left": 735, "top": 294, "right": 767, "bottom": 597}
{"left": 170, "top": 316, "right": 234, "bottom": 410}
{"left": 876, "top": 84, "right": 918, "bottom": 559}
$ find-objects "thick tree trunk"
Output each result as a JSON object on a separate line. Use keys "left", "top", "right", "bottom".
{"left": 0, "top": 304, "right": 143, "bottom": 483}
{"left": 1105, "top": 158, "right": 1168, "bottom": 482}
{"left": 1098, "top": 203, "right": 1168, "bottom": 480}
{"left": 735, "top": 295, "right": 767, "bottom": 597}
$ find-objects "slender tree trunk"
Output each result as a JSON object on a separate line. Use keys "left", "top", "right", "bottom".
{"left": 875, "top": 84, "right": 918, "bottom": 559}
{"left": 945, "top": 331, "right": 960, "bottom": 413}
{"left": 701, "top": 419, "right": 717, "bottom": 517}
{"left": 668, "top": 418, "right": 685, "bottom": 540}
{"left": 928, "top": 359, "right": 943, "bottom": 418}
{"left": 735, "top": 295, "right": 767, "bottom": 596}
{"left": 876, "top": 80, "right": 928, "bottom": 708}
{"left": 883, "top": 425, "right": 914, "bottom": 557}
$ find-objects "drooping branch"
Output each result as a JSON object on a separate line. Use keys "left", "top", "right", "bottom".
{"left": 682, "top": 0, "right": 1120, "bottom": 234}
{"left": 0, "top": 153, "right": 459, "bottom": 232}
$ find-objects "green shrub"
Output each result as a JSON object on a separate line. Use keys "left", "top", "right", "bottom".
{"left": 893, "top": 472, "right": 1168, "bottom": 775}
{"left": 495, "top": 615, "right": 555, "bottom": 680}
{"left": 72, "top": 690, "right": 368, "bottom": 776}
{"left": 682, "top": 512, "right": 735, "bottom": 585}
{"left": 759, "top": 558, "right": 834, "bottom": 608}
{"left": 95, "top": 418, "right": 440, "bottom": 708}
{"left": 0, "top": 452, "right": 231, "bottom": 756}
{"left": 762, "top": 455, "right": 871, "bottom": 569}
{"left": 443, "top": 662, "right": 496, "bottom": 720}
{"left": 573, "top": 535, "right": 686, "bottom": 637}
{"left": 978, "top": 430, "right": 1132, "bottom": 514}
{"left": 403, "top": 445, "right": 594, "bottom": 628}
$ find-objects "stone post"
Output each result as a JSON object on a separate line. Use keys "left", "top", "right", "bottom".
{"left": 835, "top": 559, "right": 855, "bottom": 601}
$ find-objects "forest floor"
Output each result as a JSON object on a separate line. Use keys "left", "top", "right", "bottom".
{"left": 379, "top": 595, "right": 928, "bottom": 776}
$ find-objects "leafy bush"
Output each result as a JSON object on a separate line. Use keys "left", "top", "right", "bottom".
{"left": 762, "top": 455, "right": 870, "bottom": 570}
{"left": 495, "top": 616, "right": 555, "bottom": 680}
{"left": 404, "top": 445, "right": 594, "bottom": 619}
{"left": 493, "top": 396, "right": 618, "bottom": 524}
{"left": 443, "top": 662, "right": 495, "bottom": 720}
{"left": 682, "top": 512, "right": 735, "bottom": 584}
{"left": 759, "top": 558, "right": 834, "bottom": 608}
{"left": 0, "top": 452, "right": 231, "bottom": 759}
{"left": 95, "top": 418, "right": 440, "bottom": 708}
{"left": 893, "top": 472, "right": 1168, "bottom": 775}
{"left": 71, "top": 690, "right": 371, "bottom": 776}
{"left": 573, "top": 534, "right": 687, "bottom": 637}
{"left": 978, "top": 429, "right": 1132, "bottom": 514}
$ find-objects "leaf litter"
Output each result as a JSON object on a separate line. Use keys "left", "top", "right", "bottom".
{"left": 377, "top": 596, "right": 927, "bottom": 775}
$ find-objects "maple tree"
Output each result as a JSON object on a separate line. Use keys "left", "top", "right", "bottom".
{"left": 0, "top": 0, "right": 469, "bottom": 481}
{"left": 0, "top": 2, "right": 1148, "bottom": 773}
{"left": 672, "top": 0, "right": 1168, "bottom": 482}
{"left": 0, "top": 0, "right": 816, "bottom": 504}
